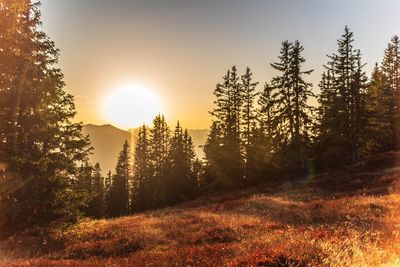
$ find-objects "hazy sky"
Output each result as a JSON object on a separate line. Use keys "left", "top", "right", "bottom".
{"left": 40, "top": 0, "right": 400, "bottom": 129}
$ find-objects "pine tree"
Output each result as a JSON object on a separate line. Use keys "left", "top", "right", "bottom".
{"left": 365, "top": 64, "right": 393, "bottom": 153}
{"left": 203, "top": 121, "right": 224, "bottom": 190}
{"left": 108, "top": 141, "right": 130, "bottom": 217}
{"left": 87, "top": 163, "right": 105, "bottom": 218}
{"left": 381, "top": 36, "right": 400, "bottom": 149}
{"left": 209, "top": 67, "right": 243, "bottom": 189}
{"left": 183, "top": 129, "right": 198, "bottom": 197}
{"left": 167, "top": 122, "right": 197, "bottom": 203}
{"left": 258, "top": 82, "right": 276, "bottom": 139}
{"left": 0, "top": 1, "right": 91, "bottom": 233}
{"left": 131, "top": 125, "right": 151, "bottom": 212}
{"left": 104, "top": 170, "right": 112, "bottom": 217}
{"left": 269, "top": 40, "right": 314, "bottom": 172}
{"left": 317, "top": 27, "right": 368, "bottom": 167}
{"left": 241, "top": 67, "right": 259, "bottom": 179}
{"left": 149, "top": 115, "right": 170, "bottom": 207}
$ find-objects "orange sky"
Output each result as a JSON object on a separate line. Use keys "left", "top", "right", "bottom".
{"left": 40, "top": 0, "right": 400, "bottom": 129}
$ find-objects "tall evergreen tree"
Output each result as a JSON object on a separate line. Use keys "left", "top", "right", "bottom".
{"left": 258, "top": 82, "right": 277, "bottom": 141}
{"left": 103, "top": 170, "right": 112, "bottom": 217}
{"left": 209, "top": 67, "right": 243, "bottom": 188}
{"left": 167, "top": 122, "right": 197, "bottom": 204}
{"left": 131, "top": 125, "right": 151, "bottom": 212}
{"left": 107, "top": 141, "right": 130, "bottom": 217}
{"left": 87, "top": 163, "right": 105, "bottom": 218}
{"left": 203, "top": 121, "right": 224, "bottom": 190}
{"left": 149, "top": 115, "right": 170, "bottom": 207}
{"left": 241, "top": 67, "right": 259, "bottom": 179}
{"left": 0, "top": 1, "right": 91, "bottom": 234}
{"left": 269, "top": 40, "right": 314, "bottom": 172}
{"left": 317, "top": 27, "right": 368, "bottom": 167}
{"left": 381, "top": 35, "right": 400, "bottom": 149}
{"left": 183, "top": 129, "right": 198, "bottom": 197}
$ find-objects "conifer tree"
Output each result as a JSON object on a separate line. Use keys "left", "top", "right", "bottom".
{"left": 0, "top": 1, "right": 91, "bottom": 233}
{"left": 241, "top": 67, "right": 259, "bottom": 179}
{"left": 104, "top": 170, "right": 112, "bottom": 217}
{"left": 149, "top": 115, "right": 170, "bottom": 207}
{"left": 167, "top": 122, "right": 197, "bottom": 203}
{"left": 209, "top": 67, "right": 243, "bottom": 188}
{"left": 381, "top": 36, "right": 400, "bottom": 149}
{"left": 108, "top": 141, "right": 130, "bottom": 217}
{"left": 365, "top": 64, "right": 393, "bottom": 153}
{"left": 203, "top": 121, "right": 224, "bottom": 190}
{"left": 183, "top": 129, "right": 198, "bottom": 197}
{"left": 131, "top": 125, "right": 151, "bottom": 212}
{"left": 87, "top": 163, "right": 105, "bottom": 218}
{"left": 317, "top": 27, "right": 368, "bottom": 167}
{"left": 258, "top": 82, "right": 278, "bottom": 142}
{"left": 269, "top": 40, "right": 314, "bottom": 172}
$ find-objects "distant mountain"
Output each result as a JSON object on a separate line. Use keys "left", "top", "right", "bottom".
{"left": 82, "top": 124, "right": 208, "bottom": 174}
{"left": 82, "top": 124, "right": 132, "bottom": 174}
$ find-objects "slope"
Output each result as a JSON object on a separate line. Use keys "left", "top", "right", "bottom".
{"left": 2, "top": 153, "right": 400, "bottom": 266}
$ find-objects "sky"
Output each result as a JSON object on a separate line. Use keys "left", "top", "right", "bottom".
{"left": 40, "top": 0, "right": 400, "bottom": 129}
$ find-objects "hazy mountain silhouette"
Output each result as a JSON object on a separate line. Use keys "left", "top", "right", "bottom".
{"left": 82, "top": 124, "right": 208, "bottom": 174}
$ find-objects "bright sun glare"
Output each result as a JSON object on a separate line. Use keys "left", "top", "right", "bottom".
{"left": 103, "top": 84, "right": 162, "bottom": 129}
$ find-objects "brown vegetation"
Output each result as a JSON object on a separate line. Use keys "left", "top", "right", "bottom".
{"left": 1, "top": 153, "right": 400, "bottom": 266}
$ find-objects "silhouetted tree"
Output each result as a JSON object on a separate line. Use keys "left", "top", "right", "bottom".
{"left": 131, "top": 125, "right": 151, "bottom": 212}
{"left": 107, "top": 141, "right": 130, "bottom": 217}
{"left": 241, "top": 67, "right": 259, "bottom": 180}
{"left": 316, "top": 27, "right": 368, "bottom": 168}
{"left": 149, "top": 115, "right": 170, "bottom": 207}
{"left": 381, "top": 36, "right": 400, "bottom": 149}
{"left": 0, "top": 1, "right": 91, "bottom": 234}
{"left": 203, "top": 121, "right": 224, "bottom": 190}
{"left": 363, "top": 64, "right": 392, "bottom": 153}
{"left": 167, "top": 122, "right": 198, "bottom": 203}
{"left": 269, "top": 40, "right": 314, "bottom": 172}
{"left": 87, "top": 163, "right": 105, "bottom": 218}
{"left": 209, "top": 67, "right": 243, "bottom": 189}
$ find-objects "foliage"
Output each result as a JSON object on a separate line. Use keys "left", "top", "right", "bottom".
{"left": 0, "top": 0, "right": 91, "bottom": 235}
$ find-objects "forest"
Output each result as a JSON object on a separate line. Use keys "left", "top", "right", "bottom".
{"left": 1, "top": 0, "right": 400, "bottom": 242}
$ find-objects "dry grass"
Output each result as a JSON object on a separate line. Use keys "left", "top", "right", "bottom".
{"left": 2, "top": 155, "right": 400, "bottom": 266}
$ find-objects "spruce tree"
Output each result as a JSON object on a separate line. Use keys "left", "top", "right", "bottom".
{"left": 0, "top": 1, "right": 91, "bottom": 233}
{"left": 183, "top": 129, "right": 198, "bottom": 197}
{"left": 203, "top": 121, "right": 224, "bottom": 190}
{"left": 381, "top": 36, "right": 400, "bottom": 149}
{"left": 209, "top": 67, "right": 243, "bottom": 188}
{"left": 258, "top": 82, "right": 276, "bottom": 140}
{"left": 365, "top": 64, "right": 393, "bottom": 153}
{"left": 269, "top": 40, "right": 314, "bottom": 172}
{"left": 104, "top": 170, "right": 112, "bottom": 217}
{"left": 149, "top": 115, "right": 170, "bottom": 207}
{"left": 87, "top": 163, "right": 105, "bottom": 218}
{"left": 241, "top": 67, "right": 259, "bottom": 179}
{"left": 317, "top": 27, "right": 368, "bottom": 167}
{"left": 131, "top": 125, "right": 151, "bottom": 212}
{"left": 108, "top": 141, "right": 130, "bottom": 217}
{"left": 167, "top": 122, "right": 197, "bottom": 203}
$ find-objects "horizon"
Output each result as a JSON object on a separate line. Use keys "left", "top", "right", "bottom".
{"left": 40, "top": 0, "right": 400, "bottom": 129}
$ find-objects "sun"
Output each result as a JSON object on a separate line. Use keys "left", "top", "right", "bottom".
{"left": 103, "top": 84, "right": 162, "bottom": 129}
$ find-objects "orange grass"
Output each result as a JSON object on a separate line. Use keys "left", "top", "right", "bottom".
{"left": 2, "top": 157, "right": 400, "bottom": 266}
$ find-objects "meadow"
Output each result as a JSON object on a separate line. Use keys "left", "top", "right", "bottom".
{"left": 1, "top": 153, "right": 400, "bottom": 266}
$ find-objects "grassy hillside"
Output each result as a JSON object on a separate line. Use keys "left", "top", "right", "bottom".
{"left": 2, "top": 153, "right": 400, "bottom": 266}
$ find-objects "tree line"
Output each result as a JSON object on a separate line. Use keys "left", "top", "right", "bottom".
{"left": 1, "top": 1, "right": 400, "bottom": 234}
{"left": 75, "top": 116, "right": 200, "bottom": 218}
{"left": 74, "top": 27, "right": 400, "bottom": 219}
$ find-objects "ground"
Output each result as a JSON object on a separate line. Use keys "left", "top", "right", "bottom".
{"left": 1, "top": 153, "right": 400, "bottom": 266}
